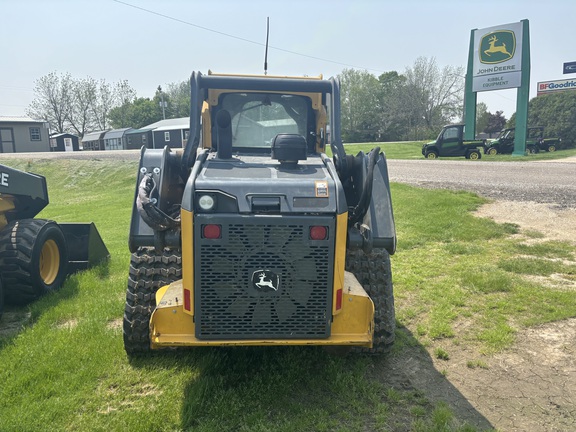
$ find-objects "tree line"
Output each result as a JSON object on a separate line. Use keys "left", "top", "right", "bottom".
{"left": 340, "top": 57, "right": 466, "bottom": 142}
{"left": 26, "top": 73, "right": 190, "bottom": 138}
{"left": 507, "top": 90, "right": 576, "bottom": 145}
{"left": 27, "top": 60, "right": 576, "bottom": 145}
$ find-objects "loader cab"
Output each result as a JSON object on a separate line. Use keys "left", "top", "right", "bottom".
{"left": 198, "top": 77, "right": 329, "bottom": 161}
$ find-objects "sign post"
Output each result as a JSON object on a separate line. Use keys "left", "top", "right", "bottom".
{"left": 464, "top": 31, "right": 477, "bottom": 139}
{"left": 465, "top": 20, "right": 530, "bottom": 155}
{"left": 513, "top": 20, "right": 531, "bottom": 156}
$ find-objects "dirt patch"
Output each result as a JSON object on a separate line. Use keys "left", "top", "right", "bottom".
{"left": 377, "top": 201, "right": 576, "bottom": 431}
{"left": 55, "top": 319, "right": 79, "bottom": 330}
{"left": 106, "top": 318, "right": 122, "bottom": 331}
{"left": 474, "top": 200, "right": 576, "bottom": 245}
{"left": 418, "top": 318, "right": 576, "bottom": 432}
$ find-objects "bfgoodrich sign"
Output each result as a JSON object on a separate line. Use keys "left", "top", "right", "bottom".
{"left": 472, "top": 21, "right": 523, "bottom": 92}
{"left": 537, "top": 78, "right": 576, "bottom": 95}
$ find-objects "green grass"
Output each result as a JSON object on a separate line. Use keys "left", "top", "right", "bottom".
{"left": 0, "top": 156, "right": 574, "bottom": 431}
{"left": 342, "top": 141, "right": 576, "bottom": 161}
{"left": 344, "top": 141, "right": 426, "bottom": 159}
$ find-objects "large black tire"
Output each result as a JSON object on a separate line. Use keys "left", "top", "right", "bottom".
{"left": 345, "top": 249, "right": 395, "bottom": 354}
{"left": 0, "top": 219, "right": 68, "bottom": 305}
{"left": 123, "top": 247, "right": 182, "bottom": 355}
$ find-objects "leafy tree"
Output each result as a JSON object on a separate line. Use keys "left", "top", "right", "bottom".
{"left": 476, "top": 102, "right": 489, "bottom": 134}
{"left": 68, "top": 77, "right": 97, "bottom": 138}
{"left": 377, "top": 71, "right": 410, "bottom": 141}
{"left": 111, "top": 80, "right": 137, "bottom": 128}
{"left": 27, "top": 72, "right": 72, "bottom": 133}
{"left": 90, "top": 79, "right": 115, "bottom": 131}
{"left": 530, "top": 92, "right": 576, "bottom": 145}
{"left": 403, "top": 57, "right": 464, "bottom": 138}
{"left": 109, "top": 97, "right": 162, "bottom": 129}
{"left": 339, "top": 69, "right": 381, "bottom": 142}
{"left": 485, "top": 110, "right": 507, "bottom": 134}
{"left": 508, "top": 91, "right": 576, "bottom": 146}
{"left": 164, "top": 81, "right": 191, "bottom": 118}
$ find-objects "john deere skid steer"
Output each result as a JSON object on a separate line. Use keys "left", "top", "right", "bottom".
{"left": 0, "top": 164, "right": 109, "bottom": 316}
{"left": 124, "top": 72, "right": 396, "bottom": 354}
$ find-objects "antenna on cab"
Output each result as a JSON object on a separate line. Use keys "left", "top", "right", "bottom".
{"left": 264, "top": 17, "right": 269, "bottom": 75}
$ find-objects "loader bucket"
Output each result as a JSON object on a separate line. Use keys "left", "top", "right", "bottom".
{"left": 59, "top": 223, "right": 110, "bottom": 273}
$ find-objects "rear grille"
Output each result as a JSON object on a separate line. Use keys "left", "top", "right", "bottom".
{"left": 194, "top": 215, "right": 334, "bottom": 339}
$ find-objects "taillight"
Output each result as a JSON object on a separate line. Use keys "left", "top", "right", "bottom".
{"left": 336, "top": 288, "right": 343, "bottom": 310}
{"left": 202, "top": 224, "right": 221, "bottom": 239}
{"left": 309, "top": 225, "right": 327, "bottom": 240}
{"left": 184, "top": 288, "right": 191, "bottom": 311}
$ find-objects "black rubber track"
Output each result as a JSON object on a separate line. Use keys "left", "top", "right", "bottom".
{"left": 123, "top": 247, "right": 182, "bottom": 355}
{"left": 345, "top": 249, "right": 395, "bottom": 354}
{"left": 0, "top": 219, "right": 68, "bottom": 305}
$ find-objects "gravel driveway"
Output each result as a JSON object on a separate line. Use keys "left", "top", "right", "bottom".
{"left": 388, "top": 157, "right": 576, "bottom": 209}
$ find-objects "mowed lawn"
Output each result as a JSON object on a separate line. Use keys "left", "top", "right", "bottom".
{"left": 0, "top": 153, "right": 574, "bottom": 431}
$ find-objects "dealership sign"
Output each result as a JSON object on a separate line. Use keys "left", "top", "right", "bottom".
{"left": 472, "top": 22, "right": 523, "bottom": 92}
{"left": 537, "top": 78, "right": 576, "bottom": 95}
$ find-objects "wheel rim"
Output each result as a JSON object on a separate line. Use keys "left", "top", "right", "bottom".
{"left": 427, "top": 153, "right": 437, "bottom": 159}
{"left": 470, "top": 152, "right": 479, "bottom": 160}
{"left": 549, "top": 146, "right": 556, "bottom": 152}
{"left": 40, "top": 239, "right": 60, "bottom": 285}
{"left": 488, "top": 148, "right": 497, "bottom": 155}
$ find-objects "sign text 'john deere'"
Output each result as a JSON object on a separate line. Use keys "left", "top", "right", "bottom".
{"left": 472, "top": 22, "right": 523, "bottom": 92}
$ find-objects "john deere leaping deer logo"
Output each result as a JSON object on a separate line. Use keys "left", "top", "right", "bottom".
{"left": 251, "top": 270, "right": 280, "bottom": 292}
{"left": 480, "top": 31, "right": 515, "bottom": 64}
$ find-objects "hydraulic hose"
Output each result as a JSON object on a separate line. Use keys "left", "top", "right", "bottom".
{"left": 136, "top": 174, "right": 180, "bottom": 231}
{"left": 348, "top": 147, "right": 380, "bottom": 226}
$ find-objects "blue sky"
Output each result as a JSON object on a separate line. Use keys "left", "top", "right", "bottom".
{"left": 1, "top": 0, "right": 574, "bottom": 120}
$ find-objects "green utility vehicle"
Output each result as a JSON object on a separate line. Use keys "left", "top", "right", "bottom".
{"left": 532, "top": 127, "right": 562, "bottom": 152}
{"left": 421, "top": 124, "right": 485, "bottom": 160}
{"left": 484, "top": 127, "right": 556, "bottom": 155}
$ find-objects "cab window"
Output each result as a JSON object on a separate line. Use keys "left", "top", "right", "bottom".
{"left": 219, "top": 93, "right": 310, "bottom": 149}
{"left": 442, "top": 127, "right": 459, "bottom": 140}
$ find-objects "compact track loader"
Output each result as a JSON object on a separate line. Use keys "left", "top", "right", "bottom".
{"left": 0, "top": 164, "right": 109, "bottom": 316}
{"left": 124, "top": 72, "right": 396, "bottom": 355}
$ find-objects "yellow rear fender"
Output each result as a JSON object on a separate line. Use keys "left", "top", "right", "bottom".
{"left": 149, "top": 272, "right": 374, "bottom": 349}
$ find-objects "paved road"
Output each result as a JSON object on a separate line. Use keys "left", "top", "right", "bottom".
{"left": 388, "top": 158, "right": 576, "bottom": 209}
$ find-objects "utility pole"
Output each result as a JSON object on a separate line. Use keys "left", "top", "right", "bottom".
{"left": 158, "top": 85, "right": 166, "bottom": 120}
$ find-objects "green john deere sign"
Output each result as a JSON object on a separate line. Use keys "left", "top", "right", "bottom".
{"left": 465, "top": 20, "right": 531, "bottom": 157}
{"left": 472, "top": 22, "right": 523, "bottom": 92}
{"left": 479, "top": 30, "right": 516, "bottom": 64}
